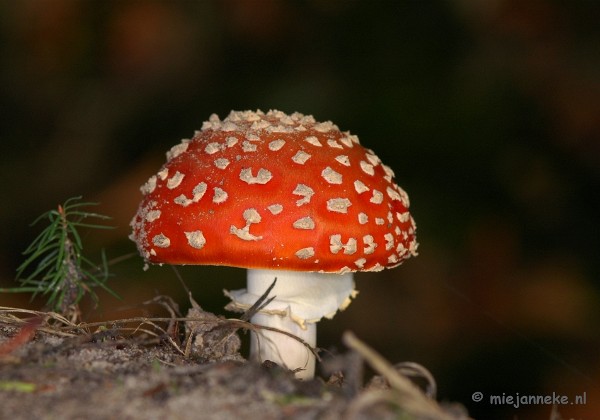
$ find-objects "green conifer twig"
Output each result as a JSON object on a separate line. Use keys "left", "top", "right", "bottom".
{"left": 1, "top": 197, "right": 119, "bottom": 317}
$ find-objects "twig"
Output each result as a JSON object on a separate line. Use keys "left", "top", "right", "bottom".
{"left": 343, "top": 331, "right": 457, "bottom": 420}
{"left": 239, "top": 277, "right": 277, "bottom": 322}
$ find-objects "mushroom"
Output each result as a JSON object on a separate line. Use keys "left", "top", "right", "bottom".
{"left": 130, "top": 110, "right": 418, "bottom": 380}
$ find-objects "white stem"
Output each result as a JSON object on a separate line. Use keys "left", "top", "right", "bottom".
{"left": 250, "top": 312, "right": 316, "bottom": 379}
{"left": 245, "top": 269, "right": 355, "bottom": 380}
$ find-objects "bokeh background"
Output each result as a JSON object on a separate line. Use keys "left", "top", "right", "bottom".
{"left": 1, "top": 1, "right": 598, "bottom": 418}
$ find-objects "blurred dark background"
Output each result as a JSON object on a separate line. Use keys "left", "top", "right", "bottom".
{"left": 1, "top": 1, "right": 598, "bottom": 418}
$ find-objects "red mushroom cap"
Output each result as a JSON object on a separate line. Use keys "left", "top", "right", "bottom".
{"left": 130, "top": 110, "right": 418, "bottom": 273}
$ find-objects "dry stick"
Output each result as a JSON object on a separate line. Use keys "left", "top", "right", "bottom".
{"left": 171, "top": 265, "right": 191, "bottom": 297}
{"left": 142, "top": 295, "right": 182, "bottom": 340}
{"left": 342, "top": 331, "right": 455, "bottom": 420}
{"left": 0, "top": 308, "right": 80, "bottom": 337}
{"left": 169, "top": 265, "right": 231, "bottom": 357}
{"left": 239, "top": 277, "right": 277, "bottom": 322}
{"left": 395, "top": 361, "right": 438, "bottom": 399}
{"left": 1, "top": 308, "right": 230, "bottom": 338}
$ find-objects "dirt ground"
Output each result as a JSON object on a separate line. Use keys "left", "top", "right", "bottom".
{"left": 0, "top": 305, "right": 470, "bottom": 420}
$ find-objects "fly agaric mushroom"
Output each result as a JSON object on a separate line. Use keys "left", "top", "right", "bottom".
{"left": 130, "top": 110, "right": 417, "bottom": 380}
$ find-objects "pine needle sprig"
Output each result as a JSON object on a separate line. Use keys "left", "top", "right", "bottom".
{"left": 1, "top": 197, "right": 119, "bottom": 319}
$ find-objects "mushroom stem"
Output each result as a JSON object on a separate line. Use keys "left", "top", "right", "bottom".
{"left": 243, "top": 269, "right": 355, "bottom": 380}
{"left": 250, "top": 312, "right": 317, "bottom": 379}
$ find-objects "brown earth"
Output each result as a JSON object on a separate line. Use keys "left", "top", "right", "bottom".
{"left": 0, "top": 303, "right": 471, "bottom": 420}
